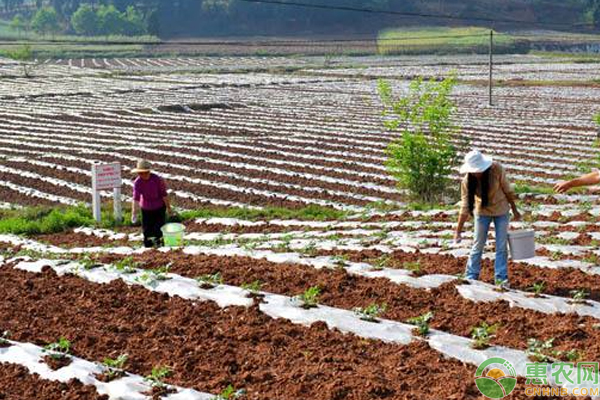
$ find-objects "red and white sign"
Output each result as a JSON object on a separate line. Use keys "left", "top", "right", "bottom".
{"left": 92, "top": 163, "right": 122, "bottom": 191}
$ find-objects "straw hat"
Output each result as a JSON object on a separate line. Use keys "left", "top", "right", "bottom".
{"left": 459, "top": 150, "right": 493, "bottom": 174}
{"left": 132, "top": 159, "right": 151, "bottom": 174}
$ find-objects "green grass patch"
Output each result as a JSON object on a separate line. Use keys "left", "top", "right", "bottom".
{"left": 178, "top": 204, "right": 348, "bottom": 222}
{"left": 377, "top": 26, "right": 523, "bottom": 55}
{"left": 0, "top": 204, "right": 128, "bottom": 236}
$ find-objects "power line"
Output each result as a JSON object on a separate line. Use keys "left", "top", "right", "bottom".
{"left": 238, "top": 0, "right": 592, "bottom": 30}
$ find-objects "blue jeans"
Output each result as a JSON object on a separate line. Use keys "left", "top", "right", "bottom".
{"left": 465, "top": 213, "right": 510, "bottom": 283}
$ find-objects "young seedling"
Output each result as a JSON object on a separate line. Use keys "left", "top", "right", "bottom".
{"left": 407, "top": 312, "right": 434, "bottom": 337}
{"left": 526, "top": 338, "right": 557, "bottom": 362}
{"left": 331, "top": 254, "right": 349, "bottom": 269}
{"left": 144, "top": 365, "right": 171, "bottom": 389}
{"left": 455, "top": 273, "right": 469, "bottom": 284}
{"left": 562, "top": 349, "right": 582, "bottom": 362}
{"left": 275, "top": 235, "right": 293, "bottom": 252}
{"left": 403, "top": 261, "right": 422, "bottom": 276}
{"left": 583, "top": 253, "right": 599, "bottom": 265}
{"left": 470, "top": 322, "right": 498, "bottom": 350}
{"left": 102, "top": 354, "right": 128, "bottom": 380}
{"left": 241, "top": 280, "right": 262, "bottom": 294}
{"left": 371, "top": 255, "right": 390, "bottom": 271}
{"left": 568, "top": 289, "right": 590, "bottom": 305}
{"left": 44, "top": 337, "right": 72, "bottom": 360}
{"left": 550, "top": 251, "right": 564, "bottom": 261}
{"left": 353, "top": 303, "right": 387, "bottom": 323}
{"left": 527, "top": 282, "right": 547, "bottom": 298}
{"left": 494, "top": 279, "right": 510, "bottom": 293}
{"left": 299, "top": 241, "right": 317, "bottom": 257}
{"left": 79, "top": 253, "right": 102, "bottom": 270}
{"left": 195, "top": 272, "right": 224, "bottom": 289}
{"left": 216, "top": 385, "right": 246, "bottom": 400}
{"left": 113, "top": 256, "right": 139, "bottom": 274}
{"left": 0, "top": 331, "right": 11, "bottom": 346}
{"left": 294, "top": 286, "right": 321, "bottom": 309}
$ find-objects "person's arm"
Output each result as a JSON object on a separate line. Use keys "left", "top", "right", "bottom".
{"left": 160, "top": 177, "right": 171, "bottom": 215}
{"left": 554, "top": 171, "right": 600, "bottom": 193}
{"left": 131, "top": 180, "right": 141, "bottom": 224}
{"left": 131, "top": 200, "right": 140, "bottom": 224}
{"left": 499, "top": 165, "right": 521, "bottom": 221}
{"left": 455, "top": 178, "right": 470, "bottom": 242}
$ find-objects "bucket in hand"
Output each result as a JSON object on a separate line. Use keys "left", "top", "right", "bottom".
{"left": 508, "top": 230, "right": 536, "bottom": 261}
{"left": 161, "top": 223, "right": 185, "bottom": 247}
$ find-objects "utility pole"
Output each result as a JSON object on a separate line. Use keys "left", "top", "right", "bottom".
{"left": 488, "top": 29, "right": 493, "bottom": 107}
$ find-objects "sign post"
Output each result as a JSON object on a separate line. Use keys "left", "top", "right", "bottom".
{"left": 91, "top": 163, "right": 123, "bottom": 223}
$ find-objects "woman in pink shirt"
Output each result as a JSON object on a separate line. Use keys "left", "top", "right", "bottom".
{"left": 131, "top": 159, "right": 172, "bottom": 247}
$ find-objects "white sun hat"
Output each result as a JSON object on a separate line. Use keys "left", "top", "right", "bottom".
{"left": 459, "top": 150, "right": 493, "bottom": 174}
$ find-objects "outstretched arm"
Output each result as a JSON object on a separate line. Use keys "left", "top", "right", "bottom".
{"left": 554, "top": 171, "right": 600, "bottom": 193}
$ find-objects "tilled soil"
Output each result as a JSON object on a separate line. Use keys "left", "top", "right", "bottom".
{"left": 0, "top": 362, "right": 108, "bottom": 400}
{"left": 0, "top": 265, "right": 574, "bottom": 400}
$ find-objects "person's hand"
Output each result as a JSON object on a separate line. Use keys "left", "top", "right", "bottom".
{"left": 131, "top": 214, "right": 138, "bottom": 225}
{"left": 554, "top": 181, "right": 572, "bottom": 194}
{"left": 454, "top": 231, "right": 462, "bottom": 244}
{"left": 513, "top": 210, "right": 522, "bottom": 222}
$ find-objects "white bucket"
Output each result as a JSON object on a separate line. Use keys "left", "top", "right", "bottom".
{"left": 508, "top": 230, "right": 536, "bottom": 261}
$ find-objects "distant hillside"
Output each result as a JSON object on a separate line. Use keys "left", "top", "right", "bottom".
{"left": 0, "top": 0, "right": 597, "bottom": 37}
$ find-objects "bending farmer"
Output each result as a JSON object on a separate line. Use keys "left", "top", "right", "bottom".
{"left": 131, "top": 159, "right": 172, "bottom": 247}
{"left": 454, "top": 150, "right": 521, "bottom": 286}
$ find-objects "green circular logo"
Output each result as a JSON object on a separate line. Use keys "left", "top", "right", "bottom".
{"left": 475, "top": 357, "right": 518, "bottom": 399}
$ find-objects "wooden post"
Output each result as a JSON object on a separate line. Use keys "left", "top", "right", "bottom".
{"left": 113, "top": 187, "right": 122, "bottom": 223}
{"left": 489, "top": 29, "right": 494, "bottom": 107}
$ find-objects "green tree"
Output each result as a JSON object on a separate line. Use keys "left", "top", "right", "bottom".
{"left": 122, "top": 6, "right": 146, "bottom": 36}
{"left": 378, "top": 75, "right": 464, "bottom": 203}
{"left": 98, "top": 4, "right": 125, "bottom": 35}
{"left": 71, "top": 4, "right": 100, "bottom": 36}
{"left": 9, "top": 14, "right": 27, "bottom": 36}
{"left": 31, "top": 6, "right": 61, "bottom": 36}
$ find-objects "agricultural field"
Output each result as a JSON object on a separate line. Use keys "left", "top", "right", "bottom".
{"left": 2, "top": 52, "right": 600, "bottom": 399}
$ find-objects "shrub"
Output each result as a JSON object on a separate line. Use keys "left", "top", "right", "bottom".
{"left": 378, "top": 75, "right": 465, "bottom": 203}
{"left": 71, "top": 4, "right": 101, "bottom": 36}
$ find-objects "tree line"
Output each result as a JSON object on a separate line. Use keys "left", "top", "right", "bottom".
{"left": 1, "top": 0, "right": 599, "bottom": 38}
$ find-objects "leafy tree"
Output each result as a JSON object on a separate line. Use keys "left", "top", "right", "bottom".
{"left": 122, "top": 6, "right": 146, "bottom": 36}
{"left": 71, "top": 4, "right": 100, "bottom": 36}
{"left": 378, "top": 75, "right": 465, "bottom": 203}
{"left": 98, "top": 4, "right": 125, "bottom": 36}
{"left": 9, "top": 14, "right": 27, "bottom": 36}
{"left": 31, "top": 6, "right": 61, "bottom": 36}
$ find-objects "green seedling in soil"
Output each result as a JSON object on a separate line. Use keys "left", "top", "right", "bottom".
{"left": 455, "top": 273, "right": 469, "bottom": 284}
{"left": 550, "top": 251, "right": 564, "bottom": 261}
{"left": 538, "top": 236, "right": 571, "bottom": 246}
{"left": 195, "top": 272, "right": 224, "bottom": 288}
{"left": 103, "top": 354, "right": 128, "bottom": 380}
{"left": 583, "top": 253, "right": 599, "bottom": 265}
{"left": 294, "top": 286, "right": 321, "bottom": 309}
{"left": 470, "top": 322, "right": 498, "bottom": 350}
{"left": 403, "top": 261, "right": 423, "bottom": 276}
{"left": 372, "top": 255, "right": 390, "bottom": 271}
{"left": 79, "top": 253, "right": 101, "bottom": 270}
{"left": 526, "top": 338, "right": 557, "bottom": 362}
{"left": 44, "top": 337, "right": 72, "bottom": 360}
{"left": 113, "top": 256, "right": 139, "bottom": 274}
{"left": 216, "top": 385, "right": 246, "bottom": 400}
{"left": 353, "top": 303, "right": 387, "bottom": 323}
{"left": 299, "top": 241, "right": 317, "bottom": 257}
{"left": 562, "top": 349, "right": 582, "bottom": 362}
{"left": 144, "top": 365, "right": 171, "bottom": 388}
{"left": 331, "top": 254, "right": 349, "bottom": 269}
{"left": 568, "top": 289, "right": 590, "bottom": 305}
{"left": 527, "top": 282, "right": 547, "bottom": 298}
{"left": 241, "top": 280, "right": 262, "bottom": 294}
{"left": 407, "top": 312, "right": 434, "bottom": 337}
{"left": 0, "top": 331, "right": 11, "bottom": 345}
{"left": 494, "top": 279, "right": 510, "bottom": 292}
{"left": 275, "top": 235, "right": 293, "bottom": 252}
